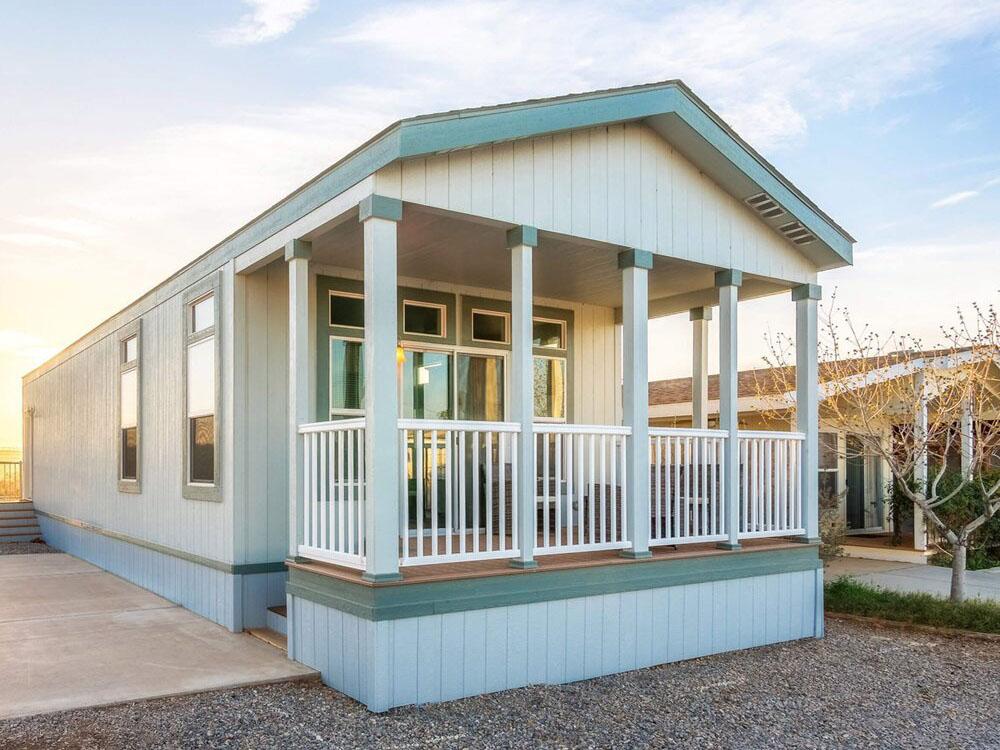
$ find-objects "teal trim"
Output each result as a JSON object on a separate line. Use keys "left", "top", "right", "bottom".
{"left": 792, "top": 283, "right": 822, "bottom": 302}
{"left": 714, "top": 269, "right": 743, "bottom": 288}
{"left": 618, "top": 249, "right": 654, "bottom": 270}
{"left": 359, "top": 194, "right": 403, "bottom": 222}
{"left": 689, "top": 306, "right": 713, "bottom": 321}
{"left": 288, "top": 545, "right": 820, "bottom": 621}
{"left": 284, "top": 239, "right": 312, "bottom": 261}
{"left": 506, "top": 225, "right": 538, "bottom": 248}
{"left": 35, "top": 510, "right": 284, "bottom": 576}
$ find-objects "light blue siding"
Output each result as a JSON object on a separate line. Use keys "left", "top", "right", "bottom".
{"left": 289, "top": 566, "right": 822, "bottom": 712}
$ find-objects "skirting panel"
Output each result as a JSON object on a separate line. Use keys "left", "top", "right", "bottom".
{"left": 289, "top": 566, "right": 823, "bottom": 712}
{"left": 38, "top": 514, "right": 265, "bottom": 631}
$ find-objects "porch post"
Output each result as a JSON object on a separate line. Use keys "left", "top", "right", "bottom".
{"left": 509, "top": 226, "right": 538, "bottom": 568}
{"left": 620, "top": 249, "right": 652, "bottom": 559}
{"left": 361, "top": 195, "right": 403, "bottom": 582}
{"left": 913, "top": 369, "right": 928, "bottom": 551}
{"left": 716, "top": 270, "right": 741, "bottom": 550}
{"left": 690, "top": 306, "right": 712, "bottom": 429}
{"left": 286, "top": 239, "right": 312, "bottom": 559}
{"left": 960, "top": 396, "right": 974, "bottom": 477}
{"left": 793, "top": 283, "right": 821, "bottom": 543}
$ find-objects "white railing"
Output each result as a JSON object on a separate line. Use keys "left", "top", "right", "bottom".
{"left": 0, "top": 461, "right": 21, "bottom": 500}
{"left": 299, "top": 419, "right": 367, "bottom": 569}
{"left": 534, "top": 424, "right": 631, "bottom": 555}
{"left": 648, "top": 428, "right": 728, "bottom": 546}
{"left": 398, "top": 419, "right": 521, "bottom": 565}
{"left": 738, "top": 431, "right": 805, "bottom": 539}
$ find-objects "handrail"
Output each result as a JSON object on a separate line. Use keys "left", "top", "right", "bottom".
{"left": 398, "top": 418, "right": 521, "bottom": 432}
{"left": 535, "top": 423, "right": 632, "bottom": 435}
{"left": 299, "top": 418, "right": 366, "bottom": 434}
{"left": 649, "top": 427, "right": 728, "bottom": 438}
{"left": 738, "top": 430, "right": 805, "bottom": 440}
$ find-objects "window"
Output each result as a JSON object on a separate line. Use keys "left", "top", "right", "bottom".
{"left": 401, "top": 349, "right": 452, "bottom": 419}
{"left": 534, "top": 357, "right": 567, "bottom": 420}
{"left": 330, "top": 337, "right": 365, "bottom": 417}
{"left": 117, "top": 327, "right": 140, "bottom": 491}
{"left": 818, "top": 431, "right": 839, "bottom": 505}
{"left": 330, "top": 291, "right": 364, "bottom": 329}
{"left": 403, "top": 301, "right": 445, "bottom": 338}
{"left": 457, "top": 353, "right": 504, "bottom": 421}
{"left": 471, "top": 310, "right": 509, "bottom": 344}
{"left": 183, "top": 282, "right": 219, "bottom": 500}
{"left": 532, "top": 318, "right": 566, "bottom": 349}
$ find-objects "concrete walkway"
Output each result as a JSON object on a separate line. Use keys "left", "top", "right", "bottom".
{"left": 0, "top": 552, "right": 315, "bottom": 719}
{"left": 826, "top": 557, "right": 1000, "bottom": 603}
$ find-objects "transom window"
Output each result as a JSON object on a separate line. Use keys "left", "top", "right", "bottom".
{"left": 403, "top": 301, "right": 446, "bottom": 338}
{"left": 471, "top": 310, "right": 509, "bottom": 344}
{"left": 191, "top": 294, "right": 215, "bottom": 334}
{"left": 122, "top": 335, "right": 138, "bottom": 365}
{"left": 330, "top": 291, "right": 364, "bottom": 329}
{"left": 533, "top": 318, "right": 566, "bottom": 349}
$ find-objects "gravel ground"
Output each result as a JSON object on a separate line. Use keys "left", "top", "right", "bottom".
{"left": 0, "top": 540, "right": 53, "bottom": 555}
{"left": 2, "top": 619, "right": 997, "bottom": 750}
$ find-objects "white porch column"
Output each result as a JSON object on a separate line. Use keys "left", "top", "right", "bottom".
{"left": 509, "top": 226, "right": 538, "bottom": 568}
{"left": 913, "top": 369, "right": 929, "bottom": 551}
{"left": 620, "top": 249, "right": 652, "bottom": 559}
{"left": 690, "top": 306, "right": 712, "bottom": 429}
{"left": 716, "top": 270, "right": 742, "bottom": 549}
{"left": 286, "top": 239, "right": 312, "bottom": 559}
{"left": 960, "top": 397, "right": 974, "bottom": 477}
{"left": 793, "top": 283, "right": 821, "bottom": 543}
{"left": 361, "top": 195, "right": 403, "bottom": 582}
{"left": 21, "top": 407, "right": 33, "bottom": 500}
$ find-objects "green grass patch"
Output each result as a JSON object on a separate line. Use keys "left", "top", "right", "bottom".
{"left": 825, "top": 577, "right": 1000, "bottom": 635}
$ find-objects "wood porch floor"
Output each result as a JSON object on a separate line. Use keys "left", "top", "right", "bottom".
{"left": 287, "top": 537, "right": 805, "bottom": 587}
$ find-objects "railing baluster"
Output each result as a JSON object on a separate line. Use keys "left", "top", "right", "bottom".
{"left": 459, "top": 432, "right": 466, "bottom": 555}
{"left": 473, "top": 431, "right": 480, "bottom": 554}
{"left": 416, "top": 429, "right": 424, "bottom": 559}
{"left": 431, "top": 429, "right": 439, "bottom": 558}
{"left": 554, "top": 432, "right": 562, "bottom": 547}
{"left": 445, "top": 430, "right": 453, "bottom": 556}
{"left": 485, "top": 431, "right": 493, "bottom": 553}
{"left": 498, "top": 431, "right": 506, "bottom": 551}
{"left": 401, "top": 428, "right": 409, "bottom": 561}
{"left": 542, "top": 433, "right": 550, "bottom": 548}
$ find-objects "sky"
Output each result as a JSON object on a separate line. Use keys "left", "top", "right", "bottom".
{"left": 1, "top": 0, "right": 999, "bottom": 448}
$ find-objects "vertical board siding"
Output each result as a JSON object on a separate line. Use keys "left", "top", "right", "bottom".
{"left": 378, "top": 123, "right": 813, "bottom": 283}
{"left": 289, "top": 567, "right": 820, "bottom": 712}
{"left": 24, "top": 270, "right": 234, "bottom": 563}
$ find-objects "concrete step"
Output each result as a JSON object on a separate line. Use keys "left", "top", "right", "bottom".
{"left": 247, "top": 628, "right": 287, "bottom": 653}
{"left": 0, "top": 502, "right": 33, "bottom": 512}
{"left": 0, "top": 531, "right": 42, "bottom": 542}
{"left": 266, "top": 605, "right": 287, "bottom": 636}
{"left": 0, "top": 518, "right": 40, "bottom": 528}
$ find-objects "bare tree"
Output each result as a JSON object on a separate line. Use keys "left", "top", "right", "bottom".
{"left": 757, "top": 297, "right": 1000, "bottom": 602}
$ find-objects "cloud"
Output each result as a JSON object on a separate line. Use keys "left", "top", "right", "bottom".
{"left": 0, "top": 331, "right": 57, "bottom": 363}
{"left": 331, "top": 0, "right": 1000, "bottom": 150}
{"left": 215, "top": 0, "right": 317, "bottom": 45}
{"left": 932, "top": 190, "right": 980, "bottom": 208}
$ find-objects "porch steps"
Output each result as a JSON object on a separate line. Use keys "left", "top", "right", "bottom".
{"left": 247, "top": 606, "right": 288, "bottom": 653}
{"left": 0, "top": 501, "right": 41, "bottom": 542}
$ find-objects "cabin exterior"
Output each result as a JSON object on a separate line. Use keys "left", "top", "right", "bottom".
{"left": 21, "top": 81, "right": 853, "bottom": 711}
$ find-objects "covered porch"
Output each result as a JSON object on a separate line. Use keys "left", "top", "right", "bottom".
{"left": 256, "top": 194, "right": 821, "bottom": 580}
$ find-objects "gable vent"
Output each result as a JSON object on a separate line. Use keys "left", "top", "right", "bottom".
{"left": 744, "top": 192, "right": 786, "bottom": 219}
{"left": 778, "top": 221, "right": 817, "bottom": 245}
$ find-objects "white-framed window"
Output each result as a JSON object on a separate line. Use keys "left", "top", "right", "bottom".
{"left": 183, "top": 280, "right": 220, "bottom": 501}
{"left": 329, "top": 290, "right": 365, "bottom": 329}
{"left": 403, "top": 300, "right": 446, "bottom": 338}
{"left": 329, "top": 335, "right": 365, "bottom": 419}
{"left": 818, "top": 431, "right": 839, "bottom": 503}
{"left": 532, "top": 317, "right": 566, "bottom": 350}
{"left": 117, "top": 322, "right": 141, "bottom": 492}
{"left": 533, "top": 355, "right": 567, "bottom": 421}
{"left": 470, "top": 309, "right": 509, "bottom": 344}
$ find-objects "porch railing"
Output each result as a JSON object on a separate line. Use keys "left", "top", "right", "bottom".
{"left": 398, "top": 419, "right": 521, "bottom": 565}
{"left": 534, "top": 424, "right": 631, "bottom": 555}
{"left": 299, "top": 419, "right": 367, "bottom": 569}
{"left": 738, "top": 431, "right": 805, "bottom": 539}
{"left": 0, "top": 461, "right": 21, "bottom": 500}
{"left": 648, "top": 428, "right": 728, "bottom": 546}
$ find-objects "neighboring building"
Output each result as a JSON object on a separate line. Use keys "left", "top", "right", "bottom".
{"left": 649, "top": 349, "right": 999, "bottom": 564}
{"left": 21, "top": 81, "right": 853, "bottom": 711}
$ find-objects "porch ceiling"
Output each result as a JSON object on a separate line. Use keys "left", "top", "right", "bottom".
{"left": 305, "top": 204, "right": 793, "bottom": 316}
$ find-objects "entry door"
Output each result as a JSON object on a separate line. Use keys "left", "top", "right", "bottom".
{"left": 845, "top": 435, "right": 866, "bottom": 530}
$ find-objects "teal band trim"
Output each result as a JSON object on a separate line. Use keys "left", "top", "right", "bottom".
{"left": 35, "top": 510, "right": 285, "bottom": 576}
{"left": 714, "top": 269, "right": 743, "bottom": 288}
{"left": 618, "top": 248, "right": 654, "bottom": 270}
{"left": 506, "top": 225, "right": 538, "bottom": 248}
{"left": 288, "top": 545, "right": 820, "bottom": 621}
{"left": 284, "top": 238, "right": 312, "bottom": 262}
{"left": 358, "top": 194, "right": 403, "bottom": 222}
{"left": 791, "top": 283, "right": 822, "bottom": 302}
